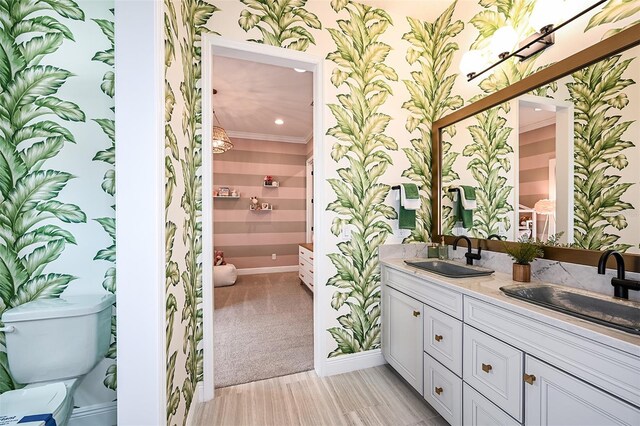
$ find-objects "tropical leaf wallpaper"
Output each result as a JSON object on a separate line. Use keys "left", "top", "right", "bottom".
{"left": 324, "top": 0, "right": 398, "bottom": 356}
{"left": 0, "top": 0, "right": 116, "bottom": 410}
{"left": 569, "top": 53, "right": 637, "bottom": 252}
{"left": 401, "top": 1, "right": 463, "bottom": 243}
{"left": 164, "top": 1, "right": 638, "bottom": 423}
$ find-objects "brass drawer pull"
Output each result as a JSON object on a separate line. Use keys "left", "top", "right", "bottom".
{"left": 412, "top": 310, "right": 420, "bottom": 317}
{"left": 300, "top": 274, "right": 304, "bottom": 278}
{"left": 481, "top": 363, "right": 493, "bottom": 373}
{"left": 434, "top": 334, "right": 443, "bottom": 342}
{"left": 300, "top": 262, "right": 304, "bottom": 266}
{"left": 435, "top": 387, "right": 443, "bottom": 395}
{"left": 523, "top": 373, "right": 536, "bottom": 385}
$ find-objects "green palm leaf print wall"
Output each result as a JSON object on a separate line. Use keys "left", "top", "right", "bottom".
{"left": 164, "top": 0, "right": 182, "bottom": 421}
{"left": 569, "top": 54, "right": 636, "bottom": 252}
{"left": 178, "top": 0, "right": 216, "bottom": 420}
{"left": 0, "top": 0, "right": 87, "bottom": 393}
{"left": 325, "top": 0, "right": 398, "bottom": 357}
{"left": 91, "top": 9, "right": 117, "bottom": 391}
{"left": 401, "top": 1, "right": 463, "bottom": 243}
{"left": 239, "top": 0, "right": 321, "bottom": 50}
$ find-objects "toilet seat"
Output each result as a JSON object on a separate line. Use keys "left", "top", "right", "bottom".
{"left": 0, "top": 382, "right": 71, "bottom": 425}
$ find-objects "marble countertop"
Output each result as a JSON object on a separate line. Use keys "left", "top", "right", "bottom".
{"left": 381, "top": 258, "right": 640, "bottom": 356}
{"left": 299, "top": 242, "right": 313, "bottom": 252}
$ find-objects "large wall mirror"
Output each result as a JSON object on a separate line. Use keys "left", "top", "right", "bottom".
{"left": 432, "top": 24, "right": 640, "bottom": 272}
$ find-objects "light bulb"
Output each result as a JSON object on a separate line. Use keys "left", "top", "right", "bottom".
{"left": 562, "top": 0, "right": 587, "bottom": 21}
{"left": 460, "top": 50, "right": 485, "bottom": 78}
{"left": 490, "top": 26, "right": 518, "bottom": 58}
{"left": 529, "top": 0, "right": 557, "bottom": 33}
{"left": 274, "top": 118, "right": 284, "bottom": 125}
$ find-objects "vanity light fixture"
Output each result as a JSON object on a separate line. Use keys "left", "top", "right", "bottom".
{"left": 212, "top": 89, "right": 233, "bottom": 154}
{"left": 461, "top": 0, "right": 606, "bottom": 81}
{"left": 293, "top": 68, "right": 306, "bottom": 73}
{"left": 274, "top": 118, "right": 284, "bottom": 125}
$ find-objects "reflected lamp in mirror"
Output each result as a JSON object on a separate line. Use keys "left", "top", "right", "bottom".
{"left": 534, "top": 199, "right": 555, "bottom": 241}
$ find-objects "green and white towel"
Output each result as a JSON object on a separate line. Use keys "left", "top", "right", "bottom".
{"left": 399, "top": 183, "right": 420, "bottom": 229}
{"left": 453, "top": 185, "right": 476, "bottom": 229}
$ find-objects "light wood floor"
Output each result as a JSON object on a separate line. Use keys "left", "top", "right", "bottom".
{"left": 193, "top": 365, "right": 446, "bottom": 426}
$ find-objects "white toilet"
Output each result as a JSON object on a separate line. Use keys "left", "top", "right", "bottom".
{"left": 0, "top": 294, "right": 115, "bottom": 426}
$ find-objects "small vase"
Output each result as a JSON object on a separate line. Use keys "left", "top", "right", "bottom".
{"left": 512, "top": 263, "right": 531, "bottom": 282}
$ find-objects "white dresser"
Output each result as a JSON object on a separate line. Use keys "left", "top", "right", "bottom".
{"left": 298, "top": 243, "right": 313, "bottom": 292}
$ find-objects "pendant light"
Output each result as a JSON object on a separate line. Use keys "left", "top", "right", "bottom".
{"left": 212, "top": 89, "right": 233, "bottom": 154}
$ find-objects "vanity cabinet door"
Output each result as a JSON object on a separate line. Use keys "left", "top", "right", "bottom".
{"left": 525, "top": 356, "right": 640, "bottom": 426}
{"left": 382, "top": 286, "right": 424, "bottom": 394}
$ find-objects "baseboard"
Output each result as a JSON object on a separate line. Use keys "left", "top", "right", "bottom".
{"left": 68, "top": 401, "right": 117, "bottom": 426}
{"left": 237, "top": 265, "right": 298, "bottom": 275}
{"left": 322, "top": 349, "right": 387, "bottom": 376}
{"left": 185, "top": 382, "right": 203, "bottom": 426}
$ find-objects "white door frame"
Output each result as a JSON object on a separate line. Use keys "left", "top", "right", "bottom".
{"left": 518, "top": 95, "right": 574, "bottom": 243}
{"left": 201, "top": 35, "right": 326, "bottom": 401}
{"left": 114, "top": 1, "right": 165, "bottom": 424}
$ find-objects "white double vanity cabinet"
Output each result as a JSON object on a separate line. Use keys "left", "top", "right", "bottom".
{"left": 380, "top": 259, "right": 640, "bottom": 426}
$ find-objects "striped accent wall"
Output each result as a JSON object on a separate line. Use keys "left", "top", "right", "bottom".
{"left": 519, "top": 124, "right": 555, "bottom": 238}
{"left": 213, "top": 137, "right": 307, "bottom": 269}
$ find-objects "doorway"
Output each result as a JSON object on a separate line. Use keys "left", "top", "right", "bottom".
{"left": 200, "top": 36, "right": 325, "bottom": 400}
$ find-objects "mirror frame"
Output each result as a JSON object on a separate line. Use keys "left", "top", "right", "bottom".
{"left": 432, "top": 23, "right": 640, "bottom": 273}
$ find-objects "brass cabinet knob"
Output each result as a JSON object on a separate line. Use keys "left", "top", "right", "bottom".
{"left": 413, "top": 310, "right": 420, "bottom": 317}
{"left": 435, "top": 387, "right": 443, "bottom": 395}
{"left": 434, "top": 335, "right": 443, "bottom": 342}
{"left": 481, "top": 363, "right": 493, "bottom": 373}
{"left": 523, "top": 373, "right": 537, "bottom": 385}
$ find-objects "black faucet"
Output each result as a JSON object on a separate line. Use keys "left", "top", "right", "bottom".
{"left": 487, "top": 234, "right": 504, "bottom": 241}
{"left": 597, "top": 250, "right": 640, "bottom": 299}
{"left": 453, "top": 235, "right": 482, "bottom": 265}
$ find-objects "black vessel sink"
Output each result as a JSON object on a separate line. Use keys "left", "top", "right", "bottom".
{"left": 500, "top": 283, "right": 640, "bottom": 335}
{"left": 404, "top": 260, "right": 494, "bottom": 278}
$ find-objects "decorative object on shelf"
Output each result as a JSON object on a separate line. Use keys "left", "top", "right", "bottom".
{"left": 261, "top": 203, "right": 270, "bottom": 210}
{"left": 263, "top": 176, "right": 279, "bottom": 187}
{"left": 212, "top": 89, "right": 233, "bottom": 154}
{"left": 218, "top": 187, "right": 230, "bottom": 197}
{"left": 504, "top": 236, "right": 544, "bottom": 282}
{"left": 231, "top": 188, "right": 238, "bottom": 197}
{"left": 214, "top": 250, "right": 226, "bottom": 266}
{"left": 249, "top": 196, "right": 259, "bottom": 210}
{"left": 459, "top": 0, "right": 606, "bottom": 81}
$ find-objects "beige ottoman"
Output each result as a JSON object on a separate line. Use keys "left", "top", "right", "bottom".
{"left": 214, "top": 264, "right": 237, "bottom": 287}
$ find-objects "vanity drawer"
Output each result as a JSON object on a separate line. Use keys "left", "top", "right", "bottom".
{"left": 424, "top": 353, "right": 462, "bottom": 426}
{"left": 463, "top": 324, "right": 523, "bottom": 422}
{"left": 384, "top": 267, "right": 463, "bottom": 319}
{"left": 463, "top": 383, "right": 520, "bottom": 426}
{"left": 424, "top": 307, "right": 462, "bottom": 376}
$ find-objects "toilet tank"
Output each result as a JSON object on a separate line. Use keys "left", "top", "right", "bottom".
{"left": 1, "top": 294, "right": 115, "bottom": 384}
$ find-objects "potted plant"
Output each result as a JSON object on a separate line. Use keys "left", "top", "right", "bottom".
{"left": 504, "top": 236, "right": 544, "bottom": 282}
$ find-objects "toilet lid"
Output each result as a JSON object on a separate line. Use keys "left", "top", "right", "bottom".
{"left": 0, "top": 382, "right": 67, "bottom": 418}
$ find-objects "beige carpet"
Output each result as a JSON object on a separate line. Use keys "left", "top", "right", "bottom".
{"left": 213, "top": 271, "right": 314, "bottom": 388}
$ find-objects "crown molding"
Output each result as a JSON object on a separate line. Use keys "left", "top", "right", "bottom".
{"left": 226, "top": 130, "right": 308, "bottom": 144}
{"left": 519, "top": 117, "right": 556, "bottom": 134}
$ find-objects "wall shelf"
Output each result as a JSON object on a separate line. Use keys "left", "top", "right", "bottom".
{"left": 249, "top": 207, "right": 273, "bottom": 212}
{"left": 214, "top": 195, "right": 240, "bottom": 199}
